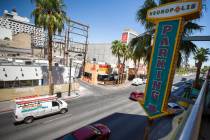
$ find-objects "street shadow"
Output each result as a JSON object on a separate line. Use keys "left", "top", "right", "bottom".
{"left": 90, "top": 113, "right": 173, "bottom": 140}
{"left": 173, "top": 79, "right": 193, "bottom": 88}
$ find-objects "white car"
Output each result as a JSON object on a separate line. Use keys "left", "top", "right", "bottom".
{"left": 168, "top": 102, "right": 184, "bottom": 114}
{"left": 132, "top": 78, "right": 143, "bottom": 86}
{"left": 142, "top": 78, "right": 147, "bottom": 84}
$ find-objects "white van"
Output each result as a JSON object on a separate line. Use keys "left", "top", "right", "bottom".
{"left": 13, "top": 95, "right": 68, "bottom": 124}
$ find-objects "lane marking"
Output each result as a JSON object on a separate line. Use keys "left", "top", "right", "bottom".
{"left": 43, "top": 114, "right": 72, "bottom": 124}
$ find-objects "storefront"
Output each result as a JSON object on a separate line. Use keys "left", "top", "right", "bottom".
{"left": 82, "top": 63, "right": 111, "bottom": 84}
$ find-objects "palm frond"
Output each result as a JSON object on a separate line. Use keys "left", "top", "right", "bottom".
{"left": 136, "top": 0, "right": 157, "bottom": 30}
{"left": 183, "top": 21, "right": 204, "bottom": 36}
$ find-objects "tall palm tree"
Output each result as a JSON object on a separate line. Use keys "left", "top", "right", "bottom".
{"left": 32, "top": 0, "right": 68, "bottom": 95}
{"left": 111, "top": 40, "right": 123, "bottom": 64}
{"left": 129, "top": 33, "right": 152, "bottom": 63}
{"left": 121, "top": 44, "right": 130, "bottom": 65}
{"left": 194, "top": 48, "right": 210, "bottom": 88}
{"left": 133, "top": 0, "right": 202, "bottom": 68}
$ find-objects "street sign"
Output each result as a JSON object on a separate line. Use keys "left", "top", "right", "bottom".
{"left": 140, "top": 0, "right": 201, "bottom": 119}
{"left": 143, "top": 19, "right": 181, "bottom": 118}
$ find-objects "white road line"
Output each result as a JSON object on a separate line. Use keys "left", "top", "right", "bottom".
{"left": 43, "top": 114, "right": 72, "bottom": 124}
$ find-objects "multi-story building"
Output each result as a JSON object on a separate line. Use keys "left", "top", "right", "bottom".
{"left": 0, "top": 10, "right": 81, "bottom": 101}
{"left": 0, "top": 9, "right": 45, "bottom": 47}
{"left": 121, "top": 28, "right": 139, "bottom": 44}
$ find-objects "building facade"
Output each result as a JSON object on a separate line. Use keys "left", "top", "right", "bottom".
{"left": 0, "top": 10, "right": 45, "bottom": 47}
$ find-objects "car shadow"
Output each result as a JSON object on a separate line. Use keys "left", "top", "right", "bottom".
{"left": 90, "top": 113, "right": 173, "bottom": 140}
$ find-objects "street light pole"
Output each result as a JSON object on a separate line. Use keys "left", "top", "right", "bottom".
{"left": 68, "top": 58, "right": 72, "bottom": 96}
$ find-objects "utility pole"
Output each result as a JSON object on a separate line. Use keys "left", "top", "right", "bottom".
{"left": 83, "top": 26, "right": 89, "bottom": 76}
{"left": 66, "top": 27, "right": 70, "bottom": 66}
{"left": 68, "top": 58, "right": 72, "bottom": 96}
{"left": 63, "top": 30, "right": 67, "bottom": 65}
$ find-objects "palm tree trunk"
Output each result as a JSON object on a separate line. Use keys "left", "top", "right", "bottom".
{"left": 48, "top": 28, "right": 54, "bottom": 95}
{"left": 123, "top": 57, "right": 126, "bottom": 65}
{"left": 195, "top": 62, "right": 202, "bottom": 88}
{"left": 117, "top": 55, "right": 120, "bottom": 64}
{"left": 136, "top": 59, "right": 140, "bottom": 78}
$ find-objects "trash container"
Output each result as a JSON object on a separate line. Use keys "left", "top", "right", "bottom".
{"left": 56, "top": 92, "right": 62, "bottom": 98}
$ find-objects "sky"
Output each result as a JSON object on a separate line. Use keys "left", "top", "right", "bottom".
{"left": 0, "top": 0, "right": 209, "bottom": 66}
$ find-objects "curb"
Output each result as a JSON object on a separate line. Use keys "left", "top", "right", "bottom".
{"left": 0, "top": 109, "right": 13, "bottom": 114}
{"left": 61, "top": 95, "right": 80, "bottom": 101}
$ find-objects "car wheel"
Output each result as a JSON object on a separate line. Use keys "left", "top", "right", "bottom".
{"left": 60, "top": 108, "right": 67, "bottom": 114}
{"left": 24, "top": 116, "right": 34, "bottom": 124}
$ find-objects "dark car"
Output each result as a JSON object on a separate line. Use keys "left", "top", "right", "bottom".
{"left": 129, "top": 91, "right": 144, "bottom": 101}
{"left": 57, "top": 123, "right": 110, "bottom": 140}
{"left": 167, "top": 102, "right": 185, "bottom": 115}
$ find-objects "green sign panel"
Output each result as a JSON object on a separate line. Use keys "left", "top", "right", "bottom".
{"left": 143, "top": 19, "right": 181, "bottom": 118}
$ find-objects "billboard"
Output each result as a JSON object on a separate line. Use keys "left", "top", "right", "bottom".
{"left": 121, "top": 32, "right": 128, "bottom": 43}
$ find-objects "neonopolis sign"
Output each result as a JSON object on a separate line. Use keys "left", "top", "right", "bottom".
{"left": 147, "top": 1, "right": 200, "bottom": 20}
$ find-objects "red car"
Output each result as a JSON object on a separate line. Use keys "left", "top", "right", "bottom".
{"left": 129, "top": 91, "right": 144, "bottom": 101}
{"left": 57, "top": 123, "right": 111, "bottom": 140}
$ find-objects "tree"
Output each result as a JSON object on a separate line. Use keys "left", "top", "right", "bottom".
{"left": 121, "top": 44, "right": 130, "bottom": 65}
{"left": 194, "top": 48, "right": 210, "bottom": 88}
{"left": 128, "top": 33, "right": 152, "bottom": 77}
{"left": 111, "top": 40, "right": 123, "bottom": 64}
{"left": 32, "top": 0, "right": 68, "bottom": 95}
{"left": 133, "top": 0, "right": 202, "bottom": 69}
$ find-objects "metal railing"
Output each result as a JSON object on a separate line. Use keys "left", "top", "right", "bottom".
{"left": 178, "top": 79, "right": 208, "bottom": 140}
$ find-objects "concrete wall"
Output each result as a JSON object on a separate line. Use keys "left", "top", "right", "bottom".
{"left": 0, "top": 82, "right": 79, "bottom": 101}
{"left": 12, "top": 33, "right": 31, "bottom": 49}
{"left": 0, "top": 27, "right": 12, "bottom": 40}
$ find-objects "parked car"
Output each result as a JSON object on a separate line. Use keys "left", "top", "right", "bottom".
{"left": 168, "top": 102, "right": 185, "bottom": 114}
{"left": 142, "top": 78, "right": 147, "bottom": 84}
{"left": 56, "top": 123, "right": 111, "bottom": 140}
{"left": 132, "top": 78, "right": 143, "bottom": 86}
{"left": 129, "top": 91, "right": 144, "bottom": 101}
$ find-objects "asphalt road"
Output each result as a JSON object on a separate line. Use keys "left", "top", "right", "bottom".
{"left": 0, "top": 75, "right": 194, "bottom": 140}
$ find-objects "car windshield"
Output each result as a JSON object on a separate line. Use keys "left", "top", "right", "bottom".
{"left": 57, "top": 100, "right": 63, "bottom": 104}
{"left": 173, "top": 106, "right": 181, "bottom": 109}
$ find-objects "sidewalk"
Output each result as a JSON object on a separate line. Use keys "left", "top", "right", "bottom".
{"left": 95, "top": 80, "right": 132, "bottom": 90}
{"left": 0, "top": 89, "right": 91, "bottom": 114}
{"left": 0, "top": 81, "right": 130, "bottom": 114}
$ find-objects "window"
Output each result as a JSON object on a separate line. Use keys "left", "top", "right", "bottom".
{"left": 32, "top": 80, "right": 39, "bottom": 86}
{"left": 4, "top": 81, "right": 19, "bottom": 88}
{"left": 84, "top": 72, "right": 92, "bottom": 79}
{"left": 97, "top": 74, "right": 108, "bottom": 81}
{"left": 57, "top": 100, "right": 63, "bottom": 105}
{"left": 20, "top": 80, "right": 32, "bottom": 87}
{"left": 52, "top": 101, "right": 59, "bottom": 107}
{"left": 0, "top": 81, "right": 4, "bottom": 89}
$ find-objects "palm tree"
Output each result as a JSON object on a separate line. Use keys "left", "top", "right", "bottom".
{"left": 194, "top": 48, "right": 210, "bottom": 88}
{"left": 32, "top": 0, "right": 68, "bottom": 95}
{"left": 132, "top": 0, "right": 202, "bottom": 68}
{"left": 111, "top": 40, "right": 123, "bottom": 64}
{"left": 121, "top": 44, "right": 130, "bottom": 65}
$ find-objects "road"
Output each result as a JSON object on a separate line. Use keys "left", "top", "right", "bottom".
{"left": 0, "top": 75, "right": 194, "bottom": 140}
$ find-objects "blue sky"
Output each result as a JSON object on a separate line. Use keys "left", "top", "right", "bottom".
{"left": 0, "top": 0, "right": 209, "bottom": 66}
